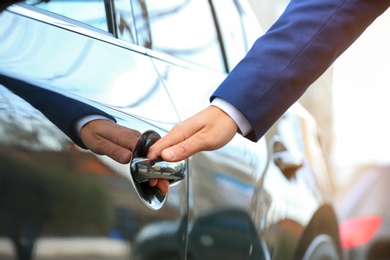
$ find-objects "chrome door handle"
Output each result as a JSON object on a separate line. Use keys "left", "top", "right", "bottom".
{"left": 130, "top": 130, "right": 185, "bottom": 184}
{"left": 129, "top": 130, "right": 186, "bottom": 210}
{"left": 131, "top": 157, "right": 185, "bottom": 184}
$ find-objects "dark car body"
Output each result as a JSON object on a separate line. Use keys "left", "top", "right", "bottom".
{"left": 0, "top": 1, "right": 341, "bottom": 259}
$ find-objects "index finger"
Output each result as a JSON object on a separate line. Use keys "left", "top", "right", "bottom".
{"left": 147, "top": 121, "right": 200, "bottom": 160}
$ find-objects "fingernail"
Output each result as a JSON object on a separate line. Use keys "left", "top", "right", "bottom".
{"left": 163, "top": 149, "right": 176, "bottom": 161}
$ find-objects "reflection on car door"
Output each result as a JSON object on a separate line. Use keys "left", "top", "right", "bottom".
{"left": 0, "top": 3, "right": 188, "bottom": 259}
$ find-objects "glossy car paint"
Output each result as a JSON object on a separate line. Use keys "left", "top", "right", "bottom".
{"left": 0, "top": 1, "right": 341, "bottom": 259}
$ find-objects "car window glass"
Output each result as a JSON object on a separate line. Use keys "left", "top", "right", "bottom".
{"left": 24, "top": 0, "right": 137, "bottom": 44}
{"left": 212, "top": 0, "right": 247, "bottom": 72}
{"left": 114, "top": 1, "right": 137, "bottom": 44}
{"left": 213, "top": 0, "right": 262, "bottom": 71}
{"left": 136, "top": 0, "right": 225, "bottom": 72}
{"left": 25, "top": 0, "right": 109, "bottom": 32}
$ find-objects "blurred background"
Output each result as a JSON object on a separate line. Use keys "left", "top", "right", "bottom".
{"left": 248, "top": 0, "right": 390, "bottom": 189}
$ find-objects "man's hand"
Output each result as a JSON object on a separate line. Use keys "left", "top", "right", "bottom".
{"left": 147, "top": 106, "right": 238, "bottom": 162}
{"left": 80, "top": 119, "right": 141, "bottom": 164}
{"left": 80, "top": 120, "right": 169, "bottom": 194}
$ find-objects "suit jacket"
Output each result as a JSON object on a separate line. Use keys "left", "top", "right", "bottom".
{"left": 211, "top": 0, "right": 389, "bottom": 142}
{"left": 0, "top": 74, "right": 116, "bottom": 149}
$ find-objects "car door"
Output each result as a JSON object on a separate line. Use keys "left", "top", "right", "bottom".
{"left": 1, "top": 1, "right": 343, "bottom": 259}
{"left": 128, "top": 0, "right": 272, "bottom": 259}
{"left": 0, "top": 2, "right": 188, "bottom": 259}
{"left": 130, "top": 0, "right": 342, "bottom": 259}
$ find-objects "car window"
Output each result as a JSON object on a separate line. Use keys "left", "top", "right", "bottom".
{"left": 114, "top": 0, "right": 137, "bottom": 43}
{"left": 212, "top": 0, "right": 247, "bottom": 72}
{"left": 25, "top": 0, "right": 109, "bottom": 31}
{"left": 213, "top": 0, "right": 263, "bottom": 71}
{"left": 135, "top": 0, "right": 226, "bottom": 72}
{"left": 24, "top": 0, "right": 137, "bottom": 44}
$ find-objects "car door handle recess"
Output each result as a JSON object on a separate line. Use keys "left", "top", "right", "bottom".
{"left": 130, "top": 130, "right": 185, "bottom": 184}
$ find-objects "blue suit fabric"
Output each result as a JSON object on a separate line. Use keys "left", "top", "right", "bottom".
{"left": 212, "top": 0, "right": 389, "bottom": 141}
{"left": 0, "top": 74, "right": 116, "bottom": 149}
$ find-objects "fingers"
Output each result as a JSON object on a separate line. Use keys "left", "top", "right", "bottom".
{"left": 98, "top": 141, "right": 133, "bottom": 164}
{"left": 148, "top": 179, "right": 170, "bottom": 195}
{"left": 148, "top": 106, "right": 238, "bottom": 162}
{"left": 80, "top": 120, "right": 141, "bottom": 164}
{"left": 95, "top": 121, "right": 141, "bottom": 152}
{"left": 147, "top": 123, "right": 199, "bottom": 161}
{"left": 80, "top": 120, "right": 171, "bottom": 195}
{"left": 159, "top": 131, "right": 206, "bottom": 161}
{"left": 147, "top": 107, "right": 212, "bottom": 160}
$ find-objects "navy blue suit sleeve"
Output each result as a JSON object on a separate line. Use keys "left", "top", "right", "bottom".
{"left": 0, "top": 74, "right": 116, "bottom": 149}
{"left": 211, "top": 0, "right": 389, "bottom": 142}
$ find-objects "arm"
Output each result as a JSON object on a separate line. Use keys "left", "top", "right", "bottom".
{"left": 213, "top": 0, "right": 389, "bottom": 141}
{"left": 0, "top": 74, "right": 116, "bottom": 149}
{"left": 148, "top": 0, "right": 389, "bottom": 161}
{"left": 0, "top": 74, "right": 170, "bottom": 194}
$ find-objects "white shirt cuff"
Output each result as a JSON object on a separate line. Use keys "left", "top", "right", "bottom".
{"left": 211, "top": 98, "right": 252, "bottom": 136}
{"left": 74, "top": 115, "right": 115, "bottom": 137}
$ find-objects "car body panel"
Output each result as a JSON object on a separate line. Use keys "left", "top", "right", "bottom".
{"left": 0, "top": 1, "right": 340, "bottom": 259}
